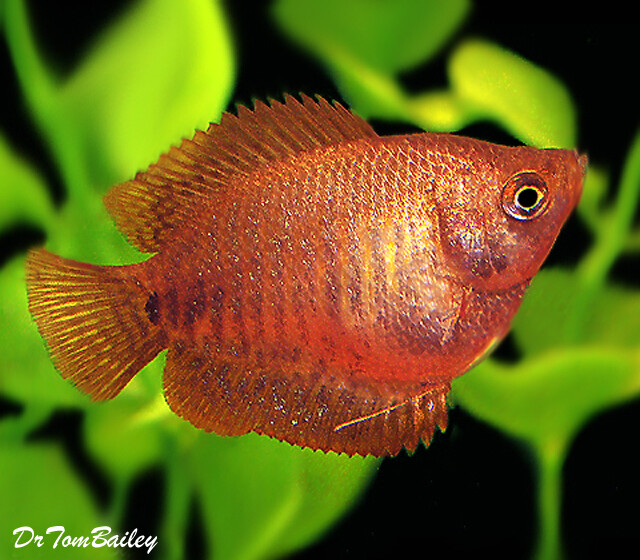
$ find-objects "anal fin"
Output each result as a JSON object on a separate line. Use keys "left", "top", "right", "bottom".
{"left": 163, "top": 343, "right": 449, "bottom": 457}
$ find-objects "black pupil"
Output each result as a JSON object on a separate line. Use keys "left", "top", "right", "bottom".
{"left": 516, "top": 187, "right": 540, "bottom": 210}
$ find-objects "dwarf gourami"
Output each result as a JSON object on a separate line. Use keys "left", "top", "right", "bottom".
{"left": 26, "top": 95, "right": 586, "bottom": 456}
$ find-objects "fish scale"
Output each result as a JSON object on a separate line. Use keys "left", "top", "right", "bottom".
{"left": 26, "top": 94, "right": 585, "bottom": 456}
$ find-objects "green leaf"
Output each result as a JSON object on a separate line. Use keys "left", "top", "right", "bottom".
{"left": 453, "top": 347, "right": 640, "bottom": 560}
{"left": 509, "top": 269, "right": 578, "bottom": 355}
{"left": 273, "top": 0, "right": 469, "bottom": 123}
{"left": 44, "top": 189, "right": 142, "bottom": 264}
{"left": 59, "top": 0, "right": 235, "bottom": 188}
{"left": 190, "top": 432, "right": 378, "bottom": 560}
{"left": 0, "top": 442, "right": 111, "bottom": 559}
{"left": 513, "top": 269, "right": 640, "bottom": 356}
{"left": 448, "top": 39, "right": 577, "bottom": 148}
{"left": 83, "top": 389, "right": 167, "bottom": 484}
{"left": 5, "top": 0, "right": 235, "bottom": 196}
{"left": 576, "top": 165, "right": 609, "bottom": 234}
{"left": 0, "top": 131, "right": 55, "bottom": 234}
{"left": 452, "top": 348, "right": 640, "bottom": 449}
{"left": 514, "top": 128, "right": 640, "bottom": 353}
{"left": 274, "top": 3, "right": 577, "bottom": 151}
{"left": 405, "top": 90, "right": 475, "bottom": 132}
{"left": 267, "top": 444, "right": 380, "bottom": 558}
{"left": 273, "top": 0, "right": 469, "bottom": 75}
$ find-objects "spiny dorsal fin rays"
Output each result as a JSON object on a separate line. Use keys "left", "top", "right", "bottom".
{"left": 104, "top": 94, "right": 378, "bottom": 253}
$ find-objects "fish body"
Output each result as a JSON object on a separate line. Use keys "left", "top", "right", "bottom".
{"left": 26, "top": 95, "right": 585, "bottom": 456}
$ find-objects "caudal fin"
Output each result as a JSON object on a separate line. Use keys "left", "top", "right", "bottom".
{"left": 25, "top": 249, "right": 166, "bottom": 400}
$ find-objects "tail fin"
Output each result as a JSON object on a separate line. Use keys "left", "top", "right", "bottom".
{"left": 25, "top": 249, "right": 166, "bottom": 400}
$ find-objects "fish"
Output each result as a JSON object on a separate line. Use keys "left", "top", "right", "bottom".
{"left": 25, "top": 94, "right": 586, "bottom": 456}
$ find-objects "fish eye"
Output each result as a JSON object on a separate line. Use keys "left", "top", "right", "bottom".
{"left": 501, "top": 172, "right": 548, "bottom": 220}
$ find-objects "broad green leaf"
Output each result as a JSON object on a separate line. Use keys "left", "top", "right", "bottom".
{"left": 5, "top": 0, "right": 235, "bottom": 196}
{"left": 273, "top": 0, "right": 469, "bottom": 123}
{"left": 510, "top": 269, "right": 578, "bottom": 355}
{"left": 190, "top": 432, "right": 378, "bottom": 560}
{"left": 588, "top": 285, "right": 640, "bottom": 347}
{"left": 514, "top": 128, "right": 640, "bottom": 353}
{"left": 83, "top": 392, "right": 167, "bottom": 484}
{"left": 513, "top": 269, "right": 640, "bottom": 356}
{"left": 448, "top": 39, "right": 576, "bottom": 148}
{"left": 0, "top": 443, "right": 111, "bottom": 559}
{"left": 453, "top": 348, "right": 640, "bottom": 449}
{"left": 44, "top": 189, "right": 142, "bottom": 264}
{"left": 273, "top": 0, "right": 469, "bottom": 74}
{"left": 454, "top": 346, "right": 640, "bottom": 560}
{"left": 81, "top": 352, "right": 182, "bottom": 486}
{"left": 405, "top": 90, "right": 475, "bottom": 132}
{"left": 0, "top": 132, "right": 55, "bottom": 235}
{"left": 327, "top": 53, "right": 410, "bottom": 122}
{"left": 59, "top": 0, "right": 235, "bottom": 187}
{"left": 266, "top": 444, "right": 379, "bottom": 558}
{"left": 274, "top": 3, "right": 576, "bottom": 152}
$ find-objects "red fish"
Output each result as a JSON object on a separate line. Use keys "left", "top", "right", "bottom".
{"left": 26, "top": 95, "right": 586, "bottom": 456}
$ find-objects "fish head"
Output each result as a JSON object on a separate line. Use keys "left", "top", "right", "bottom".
{"left": 432, "top": 139, "right": 586, "bottom": 292}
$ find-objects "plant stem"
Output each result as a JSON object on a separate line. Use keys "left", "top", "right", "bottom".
{"left": 565, "top": 128, "right": 640, "bottom": 342}
{"left": 533, "top": 441, "right": 566, "bottom": 560}
{"left": 108, "top": 477, "right": 129, "bottom": 530}
{"left": 161, "top": 434, "right": 191, "bottom": 560}
{"left": 4, "top": 0, "right": 94, "bottom": 207}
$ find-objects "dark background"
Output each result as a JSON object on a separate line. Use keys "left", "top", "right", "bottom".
{"left": 1, "top": 3, "right": 639, "bottom": 559}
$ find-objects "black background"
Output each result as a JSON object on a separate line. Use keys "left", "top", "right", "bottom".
{"left": 1, "top": 3, "right": 639, "bottom": 559}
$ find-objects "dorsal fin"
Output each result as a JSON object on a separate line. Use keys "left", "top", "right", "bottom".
{"left": 104, "top": 94, "right": 378, "bottom": 253}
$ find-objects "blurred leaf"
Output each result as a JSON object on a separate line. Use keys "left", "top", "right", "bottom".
{"left": 45, "top": 190, "right": 142, "bottom": 264}
{"left": 577, "top": 165, "right": 608, "bottom": 234}
{"left": 452, "top": 348, "right": 640, "bottom": 449}
{"left": 588, "top": 285, "right": 640, "bottom": 347}
{"left": 190, "top": 432, "right": 378, "bottom": 560}
{"left": 560, "top": 128, "right": 640, "bottom": 345}
{"left": 452, "top": 345, "right": 640, "bottom": 560}
{"left": 5, "top": 0, "right": 235, "bottom": 195}
{"left": 274, "top": 3, "right": 576, "bottom": 151}
{"left": 273, "top": 0, "right": 469, "bottom": 74}
{"left": 0, "top": 443, "right": 111, "bottom": 559}
{"left": 625, "top": 227, "right": 640, "bottom": 253}
{"left": 513, "top": 269, "right": 640, "bottom": 356}
{"left": 405, "top": 90, "right": 474, "bottom": 132}
{"left": 327, "top": 53, "right": 410, "bottom": 122}
{"left": 448, "top": 39, "right": 576, "bottom": 148}
{"left": 510, "top": 269, "right": 577, "bottom": 355}
{"left": 273, "top": 0, "right": 469, "bottom": 123}
{"left": 267, "top": 445, "right": 379, "bottom": 558}
{"left": 0, "top": 132, "right": 55, "bottom": 235}
{"left": 59, "top": 0, "right": 235, "bottom": 187}
{"left": 3, "top": 0, "right": 57, "bottom": 127}
{"left": 83, "top": 392, "right": 166, "bottom": 483}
